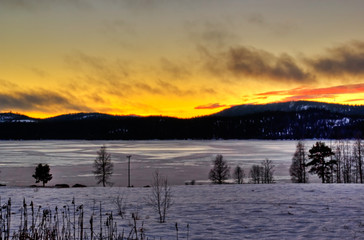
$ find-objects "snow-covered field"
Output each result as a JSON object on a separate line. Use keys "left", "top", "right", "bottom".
{"left": 2, "top": 184, "right": 364, "bottom": 239}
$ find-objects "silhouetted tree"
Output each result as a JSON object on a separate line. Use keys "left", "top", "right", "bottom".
{"left": 147, "top": 171, "right": 173, "bottom": 223}
{"left": 93, "top": 145, "right": 113, "bottom": 187}
{"left": 307, "top": 141, "right": 335, "bottom": 183}
{"left": 290, "top": 141, "right": 308, "bottom": 183}
{"left": 334, "top": 141, "right": 343, "bottom": 183}
{"left": 250, "top": 164, "right": 263, "bottom": 184}
{"left": 261, "top": 159, "right": 275, "bottom": 183}
{"left": 233, "top": 165, "right": 245, "bottom": 184}
{"left": 353, "top": 138, "right": 363, "bottom": 183}
{"left": 208, "top": 154, "right": 230, "bottom": 184}
{"left": 32, "top": 163, "right": 52, "bottom": 187}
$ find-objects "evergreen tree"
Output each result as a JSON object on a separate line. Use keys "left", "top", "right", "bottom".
{"left": 307, "top": 141, "right": 335, "bottom": 183}
{"left": 208, "top": 155, "right": 230, "bottom": 184}
{"left": 93, "top": 145, "right": 113, "bottom": 187}
{"left": 32, "top": 163, "right": 53, "bottom": 187}
{"left": 290, "top": 141, "right": 308, "bottom": 183}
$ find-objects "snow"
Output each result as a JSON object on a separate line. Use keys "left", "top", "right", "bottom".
{"left": 1, "top": 184, "right": 364, "bottom": 239}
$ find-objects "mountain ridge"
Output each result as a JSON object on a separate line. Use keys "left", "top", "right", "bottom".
{"left": 1, "top": 101, "right": 364, "bottom": 140}
{"left": 213, "top": 101, "right": 364, "bottom": 117}
{"left": 2, "top": 101, "right": 364, "bottom": 122}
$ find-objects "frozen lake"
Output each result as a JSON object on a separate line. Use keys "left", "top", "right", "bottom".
{"left": 0, "top": 140, "right": 326, "bottom": 187}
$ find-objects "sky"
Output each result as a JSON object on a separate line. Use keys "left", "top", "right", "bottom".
{"left": 1, "top": 0, "right": 364, "bottom": 118}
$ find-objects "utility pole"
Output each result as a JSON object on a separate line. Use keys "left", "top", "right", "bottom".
{"left": 127, "top": 155, "right": 132, "bottom": 187}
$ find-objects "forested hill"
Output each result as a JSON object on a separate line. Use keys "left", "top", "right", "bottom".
{"left": 1, "top": 101, "right": 364, "bottom": 140}
{"left": 214, "top": 101, "right": 364, "bottom": 117}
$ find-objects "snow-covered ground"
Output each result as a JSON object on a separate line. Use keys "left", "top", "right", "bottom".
{"left": 1, "top": 184, "right": 364, "bottom": 239}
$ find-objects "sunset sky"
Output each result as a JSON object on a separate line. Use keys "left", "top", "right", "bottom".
{"left": 1, "top": 0, "right": 364, "bottom": 118}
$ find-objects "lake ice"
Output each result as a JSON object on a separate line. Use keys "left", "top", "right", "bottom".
{"left": 0, "top": 140, "right": 362, "bottom": 239}
{"left": 0, "top": 140, "right": 326, "bottom": 187}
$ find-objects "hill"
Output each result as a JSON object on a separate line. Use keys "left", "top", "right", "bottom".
{"left": 1, "top": 101, "right": 364, "bottom": 139}
{"left": 0, "top": 112, "right": 37, "bottom": 123}
{"left": 214, "top": 101, "right": 364, "bottom": 117}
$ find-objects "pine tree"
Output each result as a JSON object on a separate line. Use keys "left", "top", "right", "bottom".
{"left": 307, "top": 141, "right": 335, "bottom": 183}
{"left": 32, "top": 163, "right": 53, "bottom": 187}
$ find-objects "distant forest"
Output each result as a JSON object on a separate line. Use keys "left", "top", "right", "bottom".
{"left": 1, "top": 108, "right": 364, "bottom": 140}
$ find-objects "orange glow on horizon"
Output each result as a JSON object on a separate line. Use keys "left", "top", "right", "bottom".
{"left": 2, "top": 1, "right": 364, "bottom": 118}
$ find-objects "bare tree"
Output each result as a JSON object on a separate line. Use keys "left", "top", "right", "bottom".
{"left": 113, "top": 194, "right": 127, "bottom": 219}
{"left": 334, "top": 141, "right": 343, "bottom": 183}
{"left": 233, "top": 165, "right": 245, "bottom": 184}
{"left": 261, "top": 159, "right": 275, "bottom": 184}
{"left": 93, "top": 145, "right": 113, "bottom": 187}
{"left": 338, "top": 140, "right": 352, "bottom": 183}
{"left": 353, "top": 138, "right": 363, "bottom": 183}
{"left": 148, "top": 171, "right": 173, "bottom": 223}
{"left": 250, "top": 165, "right": 263, "bottom": 184}
{"left": 208, "top": 154, "right": 230, "bottom": 184}
{"left": 289, "top": 141, "right": 308, "bottom": 183}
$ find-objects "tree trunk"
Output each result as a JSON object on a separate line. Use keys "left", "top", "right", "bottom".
{"left": 321, "top": 161, "right": 325, "bottom": 183}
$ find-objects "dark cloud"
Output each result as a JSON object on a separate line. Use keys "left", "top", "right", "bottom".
{"left": 227, "top": 46, "right": 312, "bottom": 82}
{"left": 0, "top": 90, "right": 92, "bottom": 112}
{"left": 308, "top": 41, "right": 364, "bottom": 76}
{"left": 200, "top": 45, "right": 313, "bottom": 83}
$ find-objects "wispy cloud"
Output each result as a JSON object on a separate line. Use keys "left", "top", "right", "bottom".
{"left": 227, "top": 46, "right": 312, "bottom": 82}
{"left": 195, "top": 103, "right": 228, "bottom": 110}
{"left": 160, "top": 58, "right": 191, "bottom": 80}
{"left": 256, "top": 83, "right": 364, "bottom": 102}
{"left": 246, "top": 13, "right": 297, "bottom": 36}
{"left": 1, "top": 0, "right": 92, "bottom": 11}
{"left": 308, "top": 41, "right": 364, "bottom": 76}
{"left": 344, "top": 98, "right": 364, "bottom": 103}
{"left": 199, "top": 45, "right": 313, "bottom": 83}
{"left": 0, "top": 90, "right": 92, "bottom": 113}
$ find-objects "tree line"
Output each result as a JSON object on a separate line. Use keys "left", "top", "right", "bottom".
{"left": 290, "top": 139, "right": 364, "bottom": 183}
{"left": 208, "top": 154, "right": 275, "bottom": 184}
{"left": 29, "top": 139, "right": 364, "bottom": 188}
{"left": 1, "top": 109, "right": 364, "bottom": 140}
